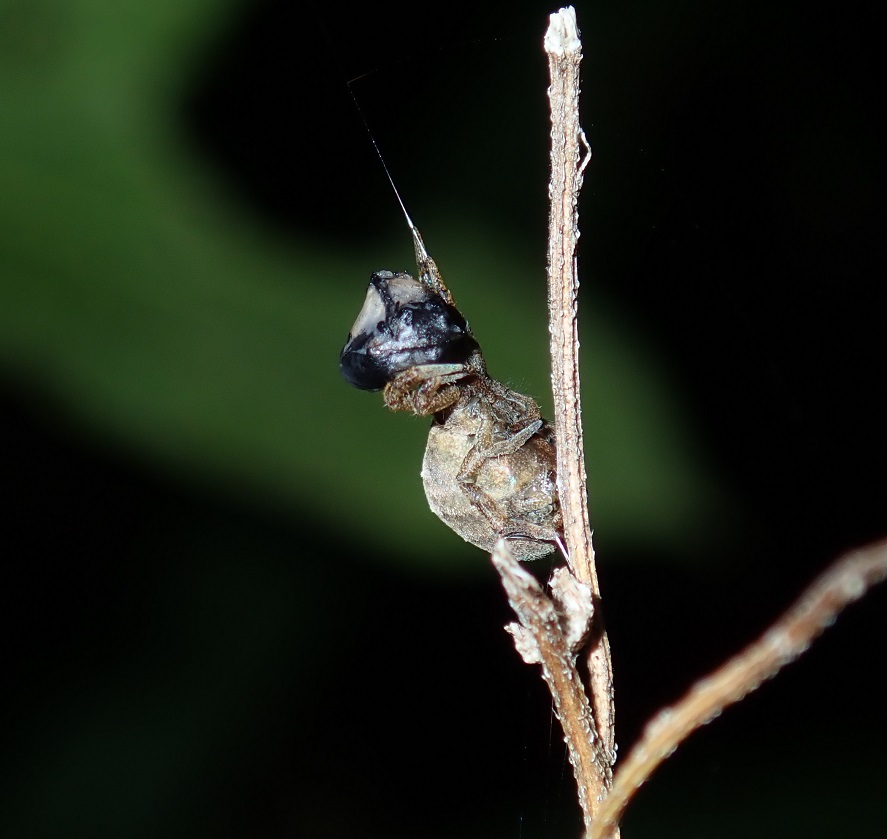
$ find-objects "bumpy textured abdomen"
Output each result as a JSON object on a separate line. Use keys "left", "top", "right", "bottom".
{"left": 421, "top": 417, "right": 559, "bottom": 561}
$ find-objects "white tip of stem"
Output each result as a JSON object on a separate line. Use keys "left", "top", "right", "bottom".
{"left": 544, "top": 7, "right": 580, "bottom": 56}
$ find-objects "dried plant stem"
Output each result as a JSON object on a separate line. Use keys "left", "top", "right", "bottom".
{"left": 493, "top": 542, "right": 610, "bottom": 833}
{"left": 487, "top": 7, "right": 618, "bottom": 832}
{"left": 495, "top": 8, "right": 885, "bottom": 838}
{"left": 545, "top": 8, "right": 595, "bottom": 589}
{"left": 589, "top": 536, "right": 887, "bottom": 839}
{"left": 545, "top": 5, "right": 617, "bottom": 774}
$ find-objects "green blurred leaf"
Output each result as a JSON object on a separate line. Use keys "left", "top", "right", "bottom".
{"left": 1, "top": 0, "right": 725, "bottom": 571}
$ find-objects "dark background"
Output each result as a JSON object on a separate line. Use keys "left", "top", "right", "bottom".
{"left": 2, "top": 1, "right": 885, "bottom": 837}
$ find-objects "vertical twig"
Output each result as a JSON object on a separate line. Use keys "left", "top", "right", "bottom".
{"left": 510, "top": 10, "right": 887, "bottom": 839}
{"left": 490, "top": 10, "right": 615, "bottom": 831}
{"left": 545, "top": 5, "right": 617, "bottom": 772}
{"left": 493, "top": 542, "right": 611, "bottom": 833}
{"left": 489, "top": 7, "right": 617, "bottom": 833}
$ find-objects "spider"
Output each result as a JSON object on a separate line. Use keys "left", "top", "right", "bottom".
{"left": 340, "top": 228, "right": 561, "bottom": 561}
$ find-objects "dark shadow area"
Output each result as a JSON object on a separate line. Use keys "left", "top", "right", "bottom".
{"left": 3, "top": 0, "right": 885, "bottom": 837}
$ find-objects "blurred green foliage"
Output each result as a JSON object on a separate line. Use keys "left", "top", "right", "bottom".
{"left": 3, "top": 4, "right": 885, "bottom": 839}
{"left": 1, "top": 0, "right": 723, "bottom": 571}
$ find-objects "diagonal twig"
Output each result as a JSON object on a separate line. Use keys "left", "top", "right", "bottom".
{"left": 589, "top": 536, "right": 887, "bottom": 839}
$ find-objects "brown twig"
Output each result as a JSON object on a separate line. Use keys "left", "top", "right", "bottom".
{"left": 589, "top": 536, "right": 887, "bottom": 839}
{"left": 490, "top": 8, "right": 616, "bottom": 833}
{"left": 544, "top": 4, "right": 617, "bottom": 777}
{"left": 495, "top": 9, "right": 886, "bottom": 838}
{"left": 493, "top": 542, "right": 610, "bottom": 833}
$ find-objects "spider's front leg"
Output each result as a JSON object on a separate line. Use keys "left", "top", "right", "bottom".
{"left": 383, "top": 363, "right": 469, "bottom": 416}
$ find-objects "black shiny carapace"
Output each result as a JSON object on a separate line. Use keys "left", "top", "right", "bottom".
{"left": 340, "top": 270, "right": 479, "bottom": 391}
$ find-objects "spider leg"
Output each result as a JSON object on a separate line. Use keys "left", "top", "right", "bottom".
{"left": 383, "top": 363, "right": 468, "bottom": 416}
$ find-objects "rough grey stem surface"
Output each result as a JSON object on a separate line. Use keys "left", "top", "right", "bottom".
{"left": 493, "top": 542, "right": 611, "bottom": 835}
{"left": 544, "top": 4, "right": 617, "bottom": 776}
